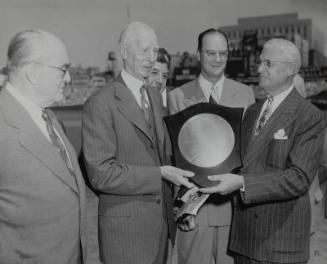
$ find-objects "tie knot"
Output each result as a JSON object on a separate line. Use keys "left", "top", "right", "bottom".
{"left": 42, "top": 109, "right": 50, "bottom": 122}
{"left": 267, "top": 94, "right": 274, "bottom": 104}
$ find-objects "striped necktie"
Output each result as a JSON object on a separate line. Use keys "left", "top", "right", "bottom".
{"left": 140, "top": 85, "right": 151, "bottom": 123}
{"left": 42, "top": 109, "right": 74, "bottom": 175}
{"left": 254, "top": 95, "right": 274, "bottom": 136}
{"left": 209, "top": 84, "right": 220, "bottom": 104}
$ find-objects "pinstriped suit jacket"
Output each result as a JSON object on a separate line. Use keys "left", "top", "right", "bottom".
{"left": 82, "top": 74, "right": 174, "bottom": 264}
{"left": 229, "top": 89, "right": 326, "bottom": 263}
{"left": 168, "top": 78, "right": 255, "bottom": 226}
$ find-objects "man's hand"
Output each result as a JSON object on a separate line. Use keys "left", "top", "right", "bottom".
{"left": 177, "top": 214, "right": 196, "bottom": 232}
{"left": 199, "top": 173, "right": 244, "bottom": 195}
{"left": 160, "top": 166, "right": 195, "bottom": 188}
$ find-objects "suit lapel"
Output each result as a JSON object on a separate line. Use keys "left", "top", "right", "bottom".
{"left": 114, "top": 76, "right": 154, "bottom": 143}
{"left": 183, "top": 79, "right": 207, "bottom": 104}
{"left": 243, "top": 89, "right": 301, "bottom": 168}
{"left": 241, "top": 101, "right": 264, "bottom": 158}
{"left": 147, "top": 87, "right": 165, "bottom": 161}
{"left": 219, "top": 78, "right": 238, "bottom": 105}
{"left": 0, "top": 89, "right": 79, "bottom": 194}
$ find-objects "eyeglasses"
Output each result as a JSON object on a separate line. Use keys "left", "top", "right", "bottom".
{"left": 203, "top": 50, "right": 228, "bottom": 60}
{"left": 255, "top": 58, "right": 293, "bottom": 69}
{"left": 32, "top": 62, "right": 70, "bottom": 77}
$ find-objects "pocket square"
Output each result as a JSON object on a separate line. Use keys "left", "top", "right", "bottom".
{"left": 274, "top": 129, "right": 288, "bottom": 139}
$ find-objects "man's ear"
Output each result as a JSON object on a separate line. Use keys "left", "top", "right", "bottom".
{"left": 120, "top": 45, "right": 127, "bottom": 60}
{"left": 25, "top": 63, "right": 38, "bottom": 85}
{"left": 196, "top": 50, "right": 200, "bottom": 62}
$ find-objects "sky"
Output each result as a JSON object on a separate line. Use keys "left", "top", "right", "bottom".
{"left": 0, "top": 0, "right": 327, "bottom": 70}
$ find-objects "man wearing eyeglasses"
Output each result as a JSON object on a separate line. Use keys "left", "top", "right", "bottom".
{"left": 200, "top": 38, "right": 326, "bottom": 264}
{"left": 0, "top": 29, "right": 86, "bottom": 264}
{"left": 168, "top": 28, "right": 255, "bottom": 264}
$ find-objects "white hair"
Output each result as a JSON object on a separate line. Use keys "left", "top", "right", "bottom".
{"left": 264, "top": 38, "right": 301, "bottom": 73}
{"left": 118, "top": 21, "right": 156, "bottom": 56}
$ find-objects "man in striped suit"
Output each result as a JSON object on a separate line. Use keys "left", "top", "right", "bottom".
{"left": 200, "top": 38, "right": 326, "bottom": 264}
{"left": 82, "top": 21, "right": 194, "bottom": 264}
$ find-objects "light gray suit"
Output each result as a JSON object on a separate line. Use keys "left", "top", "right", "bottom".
{"left": 168, "top": 77, "right": 255, "bottom": 264}
{"left": 0, "top": 88, "right": 87, "bottom": 264}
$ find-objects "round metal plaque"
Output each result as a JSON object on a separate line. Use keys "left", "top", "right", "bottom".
{"left": 178, "top": 113, "right": 235, "bottom": 168}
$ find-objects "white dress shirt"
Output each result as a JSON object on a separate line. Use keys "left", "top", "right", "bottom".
{"left": 199, "top": 74, "right": 225, "bottom": 103}
{"left": 257, "top": 85, "right": 294, "bottom": 121}
{"left": 121, "top": 70, "right": 149, "bottom": 107}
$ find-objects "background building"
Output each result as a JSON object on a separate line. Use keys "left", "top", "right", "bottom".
{"left": 220, "top": 13, "right": 327, "bottom": 68}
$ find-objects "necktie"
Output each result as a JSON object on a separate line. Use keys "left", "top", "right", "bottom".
{"left": 254, "top": 95, "right": 274, "bottom": 136}
{"left": 209, "top": 84, "right": 219, "bottom": 104}
{"left": 42, "top": 109, "right": 74, "bottom": 174}
{"left": 140, "top": 85, "right": 150, "bottom": 123}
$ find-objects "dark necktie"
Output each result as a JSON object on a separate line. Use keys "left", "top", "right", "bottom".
{"left": 42, "top": 109, "right": 74, "bottom": 175}
{"left": 140, "top": 85, "right": 150, "bottom": 123}
{"left": 254, "top": 95, "right": 274, "bottom": 136}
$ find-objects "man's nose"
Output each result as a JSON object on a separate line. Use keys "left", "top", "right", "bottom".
{"left": 63, "top": 71, "right": 71, "bottom": 84}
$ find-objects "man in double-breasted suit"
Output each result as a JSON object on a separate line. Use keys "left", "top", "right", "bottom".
{"left": 82, "top": 22, "right": 194, "bottom": 264}
{"left": 168, "top": 28, "right": 255, "bottom": 264}
{"left": 201, "top": 39, "right": 326, "bottom": 264}
{"left": 0, "top": 29, "right": 86, "bottom": 264}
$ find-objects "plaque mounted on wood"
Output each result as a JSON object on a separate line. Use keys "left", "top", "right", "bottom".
{"left": 164, "top": 103, "right": 243, "bottom": 187}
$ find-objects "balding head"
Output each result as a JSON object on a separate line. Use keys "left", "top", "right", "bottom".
{"left": 6, "top": 29, "right": 71, "bottom": 108}
{"left": 7, "top": 29, "right": 66, "bottom": 73}
{"left": 263, "top": 38, "right": 301, "bottom": 74}
{"left": 118, "top": 22, "right": 159, "bottom": 80}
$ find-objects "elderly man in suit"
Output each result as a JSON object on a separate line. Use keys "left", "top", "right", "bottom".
{"left": 82, "top": 21, "right": 194, "bottom": 264}
{"left": 0, "top": 29, "right": 86, "bottom": 264}
{"left": 168, "top": 28, "right": 255, "bottom": 264}
{"left": 201, "top": 38, "right": 326, "bottom": 264}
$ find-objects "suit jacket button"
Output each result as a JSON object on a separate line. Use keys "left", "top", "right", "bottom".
{"left": 150, "top": 144, "right": 154, "bottom": 149}
{"left": 156, "top": 197, "right": 161, "bottom": 204}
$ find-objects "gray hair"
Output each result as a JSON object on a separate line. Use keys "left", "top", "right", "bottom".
{"left": 264, "top": 38, "right": 301, "bottom": 73}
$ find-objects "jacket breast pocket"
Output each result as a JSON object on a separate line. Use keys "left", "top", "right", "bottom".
{"left": 266, "top": 139, "right": 291, "bottom": 168}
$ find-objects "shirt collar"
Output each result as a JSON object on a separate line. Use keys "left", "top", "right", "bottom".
{"left": 121, "top": 70, "right": 144, "bottom": 90}
{"left": 269, "top": 85, "right": 294, "bottom": 106}
{"left": 199, "top": 74, "right": 225, "bottom": 101}
{"left": 121, "top": 70, "right": 146, "bottom": 106}
{"left": 5, "top": 82, "right": 44, "bottom": 115}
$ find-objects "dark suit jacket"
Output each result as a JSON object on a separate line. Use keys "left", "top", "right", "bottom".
{"left": 0, "top": 88, "right": 87, "bottom": 264}
{"left": 82, "top": 74, "right": 174, "bottom": 264}
{"left": 229, "top": 89, "right": 326, "bottom": 263}
{"left": 168, "top": 77, "right": 255, "bottom": 226}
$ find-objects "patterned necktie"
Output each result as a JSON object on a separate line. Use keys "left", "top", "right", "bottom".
{"left": 209, "top": 84, "right": 219, "bottom": 104}
{"left": 254, "top": 95, "right": 274, "bottom": 136}
{"left": 42, "top": 109, "right": 74, "bottom": 174}
{"left": 140, "top": 85, "right": 150, "bottom": 123}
